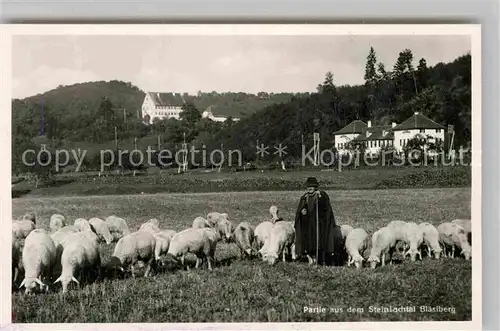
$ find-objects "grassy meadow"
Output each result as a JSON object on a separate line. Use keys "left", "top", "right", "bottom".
{"left": 11, "top": 188, "right": 472, "bottom": 323}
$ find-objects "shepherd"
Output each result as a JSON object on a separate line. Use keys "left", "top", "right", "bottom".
{"left": 294, "top": 177, "right": 344, "bottom": 266}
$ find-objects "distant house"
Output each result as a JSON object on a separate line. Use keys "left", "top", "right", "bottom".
{"left": 142, "top": 92, "right": 186, "bottom": 123}
{"left": 334, "top": 112, "right": 446, "bottom": 156}
{"left": 202, "top": 105, "right": 240, "bottom": 123}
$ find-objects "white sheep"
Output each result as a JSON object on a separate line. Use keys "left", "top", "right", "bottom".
{"left": 345, "top": 228, "right": 369, "bottom": 268}
{"left": 22, "top": 212, "right": 37, "bottom": 224}
{"left": 139, "top": 219, "right": 161, "bottom": 235}
{"left": 74, "top": 218, "right": 92, "bottom": 232}
{"left": 269, "top": 205, "right": 280, "bottom": 223}
{"left": 232, "top": 222, "right": 256, "bottom": 258}
{"left": 51, "top": 226, "right": 80, "bottom": 247}
{"left": 261, "top": 221, "right": 296, "bottom": 265}
{"left": 254, "top": 221, "right": 274, "bottom": 253}
{"left": 367, "top": 226, "right": 397, "bottom": 268}
{"left": 404, "top": 222, "right": 425, "bottom": 262}
{"left": 108, "top": 231, "right": 157, "bottom": 278}
{"left": 89, "top": 217, "right": 113, "bottom": 244}
{"left": 50, "top": 214, "right": 67, "bottom": 232}
{"left": 206, "top": 212, "right": 228, "bottom": 227}
{"left": 12, "top": 219, "right": 36, "bottom": 240}
{"left": 437, "top": 222, "right": 471, "bottom": 260}
{"left": 158, "top": 229, "right": 177, "bottom": 239}
{"left": 105, "top": 215, "right": 131, "bottom": 242}
{"left": 340, "top": 224, "right": 354, "bottom": 241}
{"left": 20, "top": 229, "right": 57, "bottom": 294}
{"left": 153, "top": 232, "right": 173, "bottom": 262}
{"left": 418, "top": 222, "right": 442, "bottom": 259}
{"left": 387, "top": 220, "right": 410, "bottom": 251}
{"left": 54, "top": 230, "right": 101, "bottom": 293}
{"left": 192, "top": 216, "right": 210, "bottom": 229}
{"left": 167, "top": 228, "right": 218, "bottom": 271}
{"left": 451, "top": 219, "right": 472, "bottom": 244}
{"left": 215, "top": 217, "right": 233, "bottom": 242}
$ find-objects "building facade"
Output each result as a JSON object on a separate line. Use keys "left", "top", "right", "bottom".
{"left": 334, "top": 112, "right": 446, "bottom": 156}
{"left": 142, "top": 92, "right": 241, "bottom": 124}
{"left": 141, "top": 92, "right": 186, "bottom": 123}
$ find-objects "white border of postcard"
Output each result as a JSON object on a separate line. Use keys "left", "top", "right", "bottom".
{"left": 0, "top": 24, "right": 482, "bottom": 331}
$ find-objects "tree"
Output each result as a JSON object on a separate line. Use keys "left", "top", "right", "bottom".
{"left": 317, "top": 71, "right": 336, "bottom": 94}
{"left": 364, "top": 47, "right": 378, "bottom": 85}
{"left": 179, "top": 103, "right": 202, "bottom": 125}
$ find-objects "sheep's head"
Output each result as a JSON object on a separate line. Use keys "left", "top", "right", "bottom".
{"left": 269, "top": 206, "right": 279, "bottom": 221}
{"left": 54, "top": 275, "right": 79, "bottom": 293}
{"left": 264, "top": 253, "right": 278, "bottom": 266}
{"left": 218, "top": 219, "right": 232, "bottom": 242}
{"left": 20, "top": 277, "right": 47, "bottom": 294}
{"left": 405, "top": 248, "right": 419, "bottom": 262}
{"left": 433, "top": 247, "right": 443, "bottom": 259}
{"left": 367, "top": 256, "right": 379, "bottom": 269}
{"left": 353, "top": 255, "right": 364, "bottom": 269}
{"left": 462, "top": 247, "right": 471, "bottom": 260}
{"left": 106, "top": 256, "right": 125, "bottom": 277}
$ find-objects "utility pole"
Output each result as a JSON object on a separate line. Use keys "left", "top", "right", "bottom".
{"left": 157, "top": 134, "right": 161, "bottom": 150}
{"left": 124, "top": 108, "right": 127, "bottom": 123}
{"left": 114, "top": 126, "right": 118, "bottom": 147}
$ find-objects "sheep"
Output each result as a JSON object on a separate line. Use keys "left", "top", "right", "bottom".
{"left": 20, "top": 229, "right": 57, "bottom": 294}
{"left": 167, "top": 228, "right": 218, "bottom": 271}
{"left": 12, "top": 238, "right": 24, "bottom": 286}
{"left": 153, "top": 232, "right": 173, "bottom": 262}
{"left": 192, "top": 216, "right": 210, "bottom": 229}
{"left": 387, "top": 220, "right": 410, "bottom": 251}
{"left": 22, "top": 212, "right": 36, "bottom": 224}
{"left": 51, "top": 226, "right": 80, "bottom": 247}
{"left": 206, "top": 212, "right": 228, "bottom": 227}
{"left": 12, "top": 219, "right": 36, "bottom": 240}
{"left": 404, "top": 222, "right": 425, "bottom": 262}
{"left": 269, "top": 205, "right": 280, "bottom": 223}
{"left": 50, "top": 214, "right": 67, "bottom": 232}
{"left": 254, "top": 220, "right": 274, "bottom": 253}
{"left": 158, "top": 229, "right": 177, "bottom": 239}
{"left": 74, "top": 218, "right": 92, "bottom": 232}
{"left": 418, "top": 222, "right": 442, "bottom": 259}
{"left": 215, "top": 217, "right": 233, "bottom": 242}
{"left": 261, "top": 221, "right": 296, "bottom": 265}
{"left": 232, "top": 222, "right": 256, "bottom": 259}
{"left": 367, "top": 226, "right": 397, "bottom": 269}
{"left": 105, "top": 215, "right": 131, "bottom": 242}
{"left": 139, "top": 220, "right": 161, "bottom": 235}
{"left": 89, "top": 217, "right": 113, "bottom": 244}
{"left": 107, "top": 231, "right": 157, "bottom": 278}
{"left": 437, "top": 222, "right": 471, "bottom": 260}
{"left": 340, "top": 224, "right": 354, "bottom": 241}
{"left": 345, "top": 228, "right": 369, "bottom": 268}
{"left": 451, "top": 219, "right": 472, "bottom": 245}
{"left": 54, "top": 230, "right": 102, "bottom": 293}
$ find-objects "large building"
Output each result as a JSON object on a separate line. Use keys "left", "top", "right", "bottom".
{"left": 334, "top": 112, "right": 446, "bottom": 156}
{"left": 142, "top": 92, "right": 240, "bottom": 124}
{"left": 142, "top": 92, "right": 186, "bottom": 123}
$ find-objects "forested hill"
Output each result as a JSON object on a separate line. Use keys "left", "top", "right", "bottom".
{"left": 202, "top": 51, "right": 471, "bottom": 162}
{"left": 11, "top": 48, "right": 471, "bottom": 172}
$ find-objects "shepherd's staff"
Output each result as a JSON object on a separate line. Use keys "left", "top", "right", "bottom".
{"left": 315, "top": 190, "right": 321, "bottom": 264}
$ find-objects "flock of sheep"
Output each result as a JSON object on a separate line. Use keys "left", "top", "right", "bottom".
{"left": 11, "top": 205, "right": 472, "bottom": 295}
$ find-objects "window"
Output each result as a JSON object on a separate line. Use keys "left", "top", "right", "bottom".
{"left": 436, "top": 129, "right": 441, "bottom": 133}
{"left": 420, "top": 129, "right": 425, "bottom": 133}
{"left": 400, "top": 139, "right": 402, "bottom": 146}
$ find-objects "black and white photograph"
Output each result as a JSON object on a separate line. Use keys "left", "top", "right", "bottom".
{"left": 3, "top": 24, "right": 481, "bottom": 328}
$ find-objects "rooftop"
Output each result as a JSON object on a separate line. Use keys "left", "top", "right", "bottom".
{"left": 391, "top": 112, "right": 445, "bottom": 131}
{"left": 148, "top": 92, "right": 186, "bottom": 107}
{"left": 333, "top": 120, "right": 368, "bottom": 135}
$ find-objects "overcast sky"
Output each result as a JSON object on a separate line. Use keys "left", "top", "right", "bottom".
{"left": 11, "top": 35, "right": 470, "bottom": 99}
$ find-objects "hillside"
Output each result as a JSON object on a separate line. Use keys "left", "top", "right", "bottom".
{"left": 11, "top": 48, "right": 471, "bottom": 175}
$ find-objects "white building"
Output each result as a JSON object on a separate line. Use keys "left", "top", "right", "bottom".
{"left": 141, "top": 92, "right": 186, "bottom": 123}
{"left": 201, "top": 105, "right": 240, "bottom": 123}
{"left": 334, "top": 112, "right": 446, "bottom": 156}
{"left": 392, "top": 112, "right": 445, "bottom": 153}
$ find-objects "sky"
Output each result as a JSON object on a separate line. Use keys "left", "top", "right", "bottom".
{"left": 11, "top": 34, "right": 471, "bottom": 99}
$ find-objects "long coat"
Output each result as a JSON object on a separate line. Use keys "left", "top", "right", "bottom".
{"left": 294, "top": 190, "right": 343, "bottom": 262}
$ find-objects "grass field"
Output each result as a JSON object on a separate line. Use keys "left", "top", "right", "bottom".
{"left": 12, "top": 188, "right": 472, "bottom": 322}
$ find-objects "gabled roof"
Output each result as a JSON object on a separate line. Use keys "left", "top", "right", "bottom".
{"left": 334, "top": 120, "right": 368, "bottom": 135}
{"left": 392, "top": 112, "right": 445, "bottom": 131}
{"left": 147, "top": 92, "right": 185, "bottom": 106}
